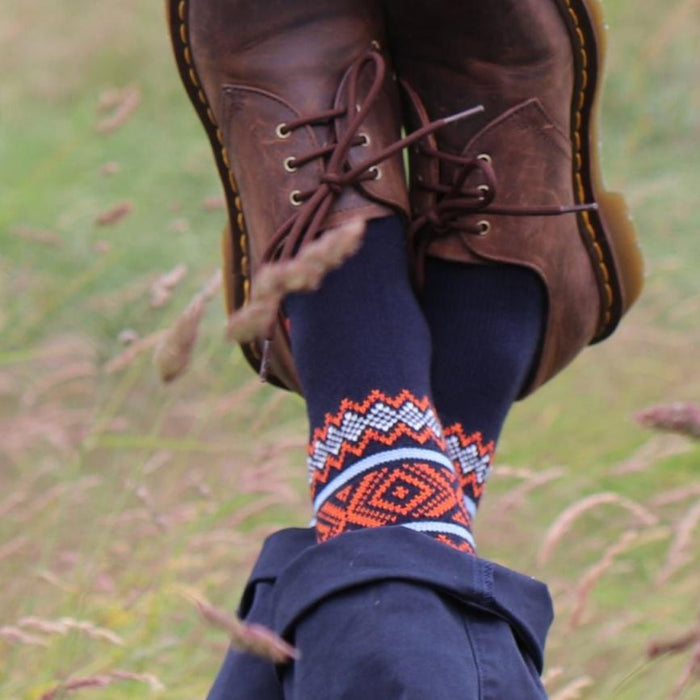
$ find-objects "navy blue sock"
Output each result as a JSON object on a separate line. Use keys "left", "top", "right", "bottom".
{"left": 285, "top": 216, "right": 475, "bottom": 552}
{"left": 420, "top": 258, "right": 546, "bottom": 518}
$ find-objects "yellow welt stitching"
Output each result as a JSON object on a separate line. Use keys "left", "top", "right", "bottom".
{"left": 565, "top": 0, "right": 613, "bottom": 335}
{"left": 175, "top": 0, "right": 251, "bottom": 310}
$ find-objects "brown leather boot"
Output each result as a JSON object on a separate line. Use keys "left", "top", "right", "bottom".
{"left": 167, "top": 1, "right": 415, "bottom": 393}
{"left": 382, "top": 0, "right": 645, "bottom": 395}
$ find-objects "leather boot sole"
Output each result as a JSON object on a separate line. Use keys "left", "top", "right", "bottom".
{"left": 167, "top": 0, "right": 292, "bottom": 391}
{"left": 555, "top": 0, "right": 644, "bottom": 341}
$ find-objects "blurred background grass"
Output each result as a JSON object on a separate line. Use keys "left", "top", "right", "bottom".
{"left": 1, "top": 0, "right": 699, "bottom": 698}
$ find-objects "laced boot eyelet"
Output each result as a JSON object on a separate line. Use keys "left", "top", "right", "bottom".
{"left": 371, "top": 39, "right": 381, "bottom": 50}
{"left": 284, "top": 156, "right": 298, "bottom": 172}
{"left": 478, "top": 184, "right": 490, "bottom": 196}
{"left": 369, "top": 166, "right": 382, "bottom": 181}
{"left": 477, "top": 153, "right": 492, "bottom": 164}
{"left": 289, "top": 190, "right": 303, "bottom": 207}
{"left": 276, "top": 123, "right": 291, "bottom": 139}
{"left": 477, "top": 220, "right": 491, "bottom": 236}
{"left": 358, "top": 132, "right": 370, "bottom": 147}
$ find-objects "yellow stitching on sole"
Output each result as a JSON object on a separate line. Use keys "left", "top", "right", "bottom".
{"left": 176, "top": 0, "right": 252, "bottom": 318}
{"left": 565, "top": 0, "right": 614, "bottom": 335}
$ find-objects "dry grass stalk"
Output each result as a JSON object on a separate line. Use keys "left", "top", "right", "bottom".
{"left": 0, "top": 626, "right": 49, "bottom": 647}
{"left": 18, "top": 617, "right": 124, "bottom": 646}
{"left": 201, "top": 270, "right": 222, "bottom": 301}
{"left": 656, "top": 499, "right": 700, "bottom": 585}
{"left": 103, "top": 330, "right": 167, "bottom": 374}
{"left": 226, "top": 493, "right": 295, "bottom": 530}
{"left": 636, "top": 402, "right": 700, "bottom": 440}
{"left": 569, "top": 530, "right": 639, "bottom": 628}
{"left": 181, "top": 589, "right": 299, "bottom": 663}
{"left": 95, "top": 201, "right": 133, "bottom": 226}
{"left": 150, "top": 263, "right": 188, "bottom": 308}
{"left": 651, "top": 483, "right": 700, "bottom": 507}
{"left": 95, "top": 85, "right": 141, "bottom": 134}
{"left": 39, "top": 670, "right": 164, "bottom": 700}
{"left": 117, "top": 328, "right": 139, "bottom": 345}
{"left": 226, "top": 218, "right": 365, "bottom": 343}
{"left": 152, "top": 272, "right": 222, "bottom": 383}
{"left": 493, "top": 465, "right": 537, "bottom": 480}
{"left": 22, "top": 361, "right": 95, "bottom": 406}
{"left": 669, "top": 643, "right": 700, "bottom": 700}
{"left": 0, "top": 535, "right": 30, "bottom": 562}
{"left": 538, "top": 492, "right": 659, "bottom": 566}
{"left": 612, "top": 434, "right": 692, "bottom": 475}
{"left": 9, "top": 224, "right": 64, "bottom": 247}
{"left": 542, "top": 667, "right": 564, "bottom": 689}
{"left": 36, "top": 569, "right": 78, "bottom": 593}
{"left": 99, "top": 161, "right": 120, "bottom": 176}
{"left": 648, "top": 628, "right": 699, "bottom": 658}
{"left": 499, "top": 467, "right": 564, "bottom": 512}
{"left": 85, "top": 274, "right": 153, "bottom": 311}
{"left": 0, "top": 491, "right": 27, "bottom": 518}
{"left": 550, "top": 676, "right": 593, "bottom": 700}
{"left": 154, "top": 295, "right": 205, "bottom": 383}
{"left": 202, "top": 195, "right": 225, "bottom": 210}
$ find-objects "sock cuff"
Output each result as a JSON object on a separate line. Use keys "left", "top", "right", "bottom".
{"left": 444, "top": 423, "right": 495, "bottom": 515}
{"left": 308, "top": 389, "right": 446, "bottom": 491}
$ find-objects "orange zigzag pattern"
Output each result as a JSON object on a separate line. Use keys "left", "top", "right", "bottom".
{"left": 444, "top": 424, "right": 495, "bottom": 502}
{"left": 308, "top": 390, "right": 446, "bottom": 491}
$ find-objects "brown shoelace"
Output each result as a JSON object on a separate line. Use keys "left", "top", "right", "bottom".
{"left": 409, "top": 127, "right": 598, "bottom": 287}
{"left": 259, "top": 48, "right": 482, "bottom": 379}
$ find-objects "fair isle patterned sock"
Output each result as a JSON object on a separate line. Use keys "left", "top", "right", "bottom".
{"left": 421, "top": 259, "right": 546, "bottom": 517}
{"left": 309, "top": 390, "right": 474, "bottom": 552}
{"left": 285, "top": 216, "right": 475, "bottom": 552}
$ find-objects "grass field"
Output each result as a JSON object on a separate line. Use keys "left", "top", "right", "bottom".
{"left": 2, "top": 1, "right": 700, "bottom": 698}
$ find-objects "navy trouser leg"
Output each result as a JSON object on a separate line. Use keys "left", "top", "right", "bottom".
{"left": 272, "top": 527, "right": 552, "bottom": 700}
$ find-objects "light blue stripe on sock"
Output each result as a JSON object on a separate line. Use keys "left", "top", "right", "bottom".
{"left": 464, "top": 495, "right": 477, "bottom": 519}
{"left": 312, "top": 447, "right": 455, "bottom": 513}
{"left": 401, "top": 521, "right": 476, "bottom": 550}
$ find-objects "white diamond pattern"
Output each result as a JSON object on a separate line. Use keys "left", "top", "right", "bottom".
{"left": 446, "top": 434, "right": 492, "bottom": 486}
{"left": 308, "top": 399, "right": 443, "bottom": 477}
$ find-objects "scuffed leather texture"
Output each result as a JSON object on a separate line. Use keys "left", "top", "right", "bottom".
{"left": 189, "top": 0, "right": 408, "bottom": 268}
{"left": 384, "top": 0, "right": 604, "bottom": 394}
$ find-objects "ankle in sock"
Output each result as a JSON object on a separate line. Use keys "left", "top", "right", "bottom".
{"left": 421, "top": 258, "right": 546, "bottom": 517}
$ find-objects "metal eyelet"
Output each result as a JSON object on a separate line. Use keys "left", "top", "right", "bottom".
{"left": 284, "top": 156, "right": 298, "bottom": 172}
{"left": 289, "top": 190, "right": 303, "bottom": 207}
{"left": 358, "top": 132, "right": 370, "bottom": 147}
{"left": 369, "top": 166, "right": 382, "bottom": 181}
{"left": 477, "top": 220, "right": 491, "bottom": 236}
{"left": 276, "top": 123, "right": 291, "bottom": 139}
{"left": 478, "top": 184, "right": 490, "bottom": 196}
{"left": 477, "top": 153, "right": 492, "bottom": 164}
{"left": 371, "top": 39, "right": 381, "bottom": 50}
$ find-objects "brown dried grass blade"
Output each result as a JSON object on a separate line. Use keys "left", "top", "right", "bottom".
{"left": 636, "top": 402, "right": 700, "bottom": 440}
{"left": 95, "top": 85, "right": 141, "bottom": 134}
{"left": 39, "top": 670, "right": 164, "bottom": 700}
{"left": 569, "top": 530, "right": 639, "bottom": 629}
{"left": 150, "top": 263, "right": 188, "bottom": 308}
{"left": 181, "top": 589, "right": 299, "bottom": 663}
{"left": 153, "top": 296, "right": 204, "bottom": 383}
{"left": 95, "top": 201, "right": 133, "bottom": 226}
{"left": 538, "top": 492, "right": 659, "bottom": 566}
{"left": 103, "top": 330, "right": 167, "bottom": 374}
{"left": 550, "top": 676, "right": 594, "bottom": 700}
{"left": 656, "top": 499, "right": 700, "bottom": 585}
{"left": 226, "top": 218, "right": 365, "bottom": 343}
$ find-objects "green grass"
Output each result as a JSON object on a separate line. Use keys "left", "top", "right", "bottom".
{"left": 2, "top": 0, "right": 700, "bottom": 698}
